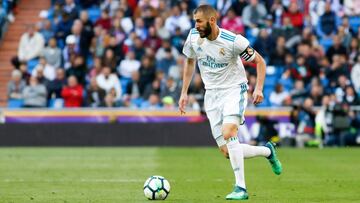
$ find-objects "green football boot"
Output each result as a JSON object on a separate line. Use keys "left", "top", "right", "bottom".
{"left": 265, "top": 141, "right": 282, "bottom": 175}
{"left": 226, "top": 186, "right": 249, "bottom": 200}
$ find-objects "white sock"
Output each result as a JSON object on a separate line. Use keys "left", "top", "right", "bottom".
{"left": 226, "top": 137, "right": 246, "bottom": 189}
{"left": 240, "top": 144, "right": 271, "bottom": 159}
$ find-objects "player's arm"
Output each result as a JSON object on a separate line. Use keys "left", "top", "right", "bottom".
{"left": 235, "top": 34, "right": 265, "bottom": 105}
{"left": 179, "top": 58, "right": 196, "bottom": 114}
{"left": 250, "top": 51, "right": 266, "bottom": 105}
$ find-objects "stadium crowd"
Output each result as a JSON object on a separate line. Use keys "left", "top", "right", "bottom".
{"left": 4, "top": 0, "right": 360, "bottom": 146}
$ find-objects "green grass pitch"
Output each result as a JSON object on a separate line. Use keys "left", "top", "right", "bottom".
{"left": 0, "top": 147, "right": 359, "bottom": 203}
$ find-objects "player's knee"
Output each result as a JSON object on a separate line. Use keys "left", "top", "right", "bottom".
{"left": 222, "top": 124, "right": 238, "bottom": 140}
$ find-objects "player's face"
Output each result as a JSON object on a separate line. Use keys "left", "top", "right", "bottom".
{"left": 194, "top": 12, "right": 212, "bottom": 38}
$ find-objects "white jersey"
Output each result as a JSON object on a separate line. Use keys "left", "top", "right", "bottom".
{"left": 183, "top": 28, "right": 255, "bottom": 89}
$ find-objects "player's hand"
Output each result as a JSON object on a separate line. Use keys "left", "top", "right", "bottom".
{"left": 178, "top": 93, "right": 188, "bottom": 115}
{"left": 252, "top": 89, "right": 264, "bottom": 105}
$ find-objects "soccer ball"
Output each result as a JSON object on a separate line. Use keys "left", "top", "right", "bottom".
{"left": 143, "top": 175, "right": 170, "bottom": 200}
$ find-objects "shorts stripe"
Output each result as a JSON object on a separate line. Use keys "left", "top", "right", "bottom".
{"left": 239, "top": 84, "right": 247, "bottom": 123}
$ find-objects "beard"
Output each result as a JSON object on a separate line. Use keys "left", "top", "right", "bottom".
{"left": 198, "top": 22, "right": 212, "bottom": 38}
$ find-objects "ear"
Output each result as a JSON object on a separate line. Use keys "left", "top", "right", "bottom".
{"left": 209, "top": 16, "right": 216, "bottom": 24}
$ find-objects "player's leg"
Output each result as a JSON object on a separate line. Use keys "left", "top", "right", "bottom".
{"left": 222, "top": 117, "right": 248, "bottom": 200}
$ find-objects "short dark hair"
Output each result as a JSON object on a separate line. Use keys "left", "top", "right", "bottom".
{"left": 193, "top": 4, "right": 218, "bottom": 19}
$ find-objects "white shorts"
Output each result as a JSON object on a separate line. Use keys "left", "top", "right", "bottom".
{"left": 204, "top": 83, "right": 248, "bottom": 147}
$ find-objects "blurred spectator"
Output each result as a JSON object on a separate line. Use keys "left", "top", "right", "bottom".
{"left": 86, "top": 77, "right": 106, "bottom": 107}
{"left": 134, "top": 17, "right": 148, "bottom": 41}
{"left": 309, "top": 81, "right": 324, "bottom": 106}
{"left": 103, "top": 89, "right": 118, "bottom": 107}
{"left": 32, "top": 57, "right": 56, "bottom": 81}
{"left": 351, "top": 55, "right": 360, "bottom": 94}
{"left": 269, "top": 36, "right": 289, "bottom": 66}
{"left": 142, "top": 79, "right": 161, "bottom": 100}
{"left": 154, "top": 16, "right": 170, "bottom": 40}
{"left": 102, "top": 49, "right": 117, "bottom": 71}
{"left": 78, "top": 11, "right": 94, "bottom": 57}
{"left": 107, "top": 35, "right": 124, "bottom": 64}
{"left": 270, "top": 83, "right": 289, "bottom": 107}
{"left": 139, "top": 56, "right": 156, "bottom": 94}
{"left": 309, "top": 0, "right": 325, "bottom": 28}
{"left": 231, "top": 0, "right": 248, "bottom": 16}
{"left": 317, "top": 2, "right": 338, "bottom": 37}
{"left": 325, "top": 55, "right": 348, "bottom": 88}
{"left": 187, "top": 94, "right": 201, "bottom": 111}
{"left": 101, "top": 0, "right": 119, "bottom": 17}
{"left": 155, "top": 40, "right": 179, "bottom": 61}
{"left": 343, "top": 86, "right": 359, "bottom": 106}
{"left": 141, "top": 93, "right": 161, "bottom": 109}
{"left": 114, "top": 8, "right": 133, "bottom": 34}
{"left": 170, "top": 27, "right": 185, "bottom": 53}
{"left": 18, "top": 63, "right": 31, "bottom": 83}
{"left": 220, "top": 8, "right": 244, "bottom": 35}
{"left": 282, "top": 1, "right": 303, "bottom": 29}
{"left": 55, "top": 13, "right": 73, "bottom": 45}
{"left": 42, "top": 38, "right": 61, "bottom": 69}
{"left": 253, "top": 29, "right": 274, "bottom": 60}
{"left": 117, "top": 50, "right": 141, "bottom": 78}
{"left": 290, "top": 55, "right": 312, "bottom": 83}
{"left": 38, "top": 19, "right": 54, "bottom": 44}
{"left": 162, "top": 96, "right": 176, "bottom": 110}
{"left": 124, "top": 71, "right": 142, "bottom": 105}
{"left": 66, "top": 55, "right": 86, "bottom": 85}
{"left": 188, "top": 73, "right": 205, "bottom": 108}
{"left": 96, "top": 66, "right": 122, "bottom": 101}
{"left": 344, "top": 0, "right": 360, "bottom": 16}
{"left": 46, "top": 68, "right": 66, "bottom": 100}
{"left": 254, "top": 115, "right": 279, "bottom": 145}
{"left": 17, "top": 24, "right": 45, "bottom": 62}
{"left": 242, "top": 0, "right": 267, "bottom": 28}
{"left": 95, "top": 9, "right": 112, "bottom": 31}
{"left": 348, "top": 38, "right": 359, "bottom": 65}
{"left": 156, "top": 48, "right": 176, "bottom": 76}
{"left": 160, "top": 77, "right": 180, "bottom": 102}
{"left": 290, "top": 80, "right": 307, "bottom": 105}
{"left": 63, "top": 0, "right": 79, "bottom": 21}
{"left": 144, "top": 26, "right": 162, "bottom": 51}
{"left": 7, "top": 70, "right": 26, "bottom": 100}
{"left": 61, "top": 75, "right": 83, "bottom": 107}
{"left": 22, "top": 76, "right": 47, "bottom": 108}
{"left": 168, "top": 55, "right": 184, "bottom": 81}
{"left": 89, "top": 57, "right": 103, "bottom": 79}
{"left": 216, "top": 0, "right": 232, "bottom": 16}
{"left": 63, "top": 35, "right": 80, "bottom": 69}
{"left": 269, "top": 0, "right": 284, "bottom": 28}
{"left": 295, "top": 98, "right": 316, "bottom": 147}
{"left": 326, "top": 35, "right": 347, "bottom": 63}
{"left": 132, "top": 36, "right": 146, "bottom": 61}
{"left": 164, "top": 5, "right": 191, "bottom": 34}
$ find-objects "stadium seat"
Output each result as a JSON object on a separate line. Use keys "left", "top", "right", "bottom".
{"left": 27, "top": 58, "right": 39, "bottom": 74}
{"left": 49, "top": 98, "right": 64, "bottom": 108}
{"left": 87, "top": 8, "right": 101, "bottom": 23}
{"left": 319, "top": 37, "right": 333, "bottom": 52}
{"left": 7, "top": 99, "right": 24, "bottom": 108}
{"left": 120, "top": 77, "right": 132, "bottom": 95}
{"left": 349, "top": 16, "right": 360, "bottom": 34}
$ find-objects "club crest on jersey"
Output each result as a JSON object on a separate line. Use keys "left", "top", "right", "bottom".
{"left": 246, "top": 47, "right": 254, "bottom": 55}
{"left": 197, "top": 38, "right": 204, "bottom": 45}
{"left": 219, "top": 48, "right": 225, "bottom": 56}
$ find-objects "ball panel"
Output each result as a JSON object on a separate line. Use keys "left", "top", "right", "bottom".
{"left": 143, "top": 187, "right": 154, "bottom": 200}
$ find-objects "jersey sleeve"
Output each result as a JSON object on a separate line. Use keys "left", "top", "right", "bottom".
{"left": 182, "top": 31, "right": 196, "bottom": 59}
{"left": 233, "top": 34, "right": 256, "bottom": 62}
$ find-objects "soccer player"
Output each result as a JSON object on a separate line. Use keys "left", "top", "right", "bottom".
{"left": 178, "top": 5, "right": 282, "bottom": 200}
